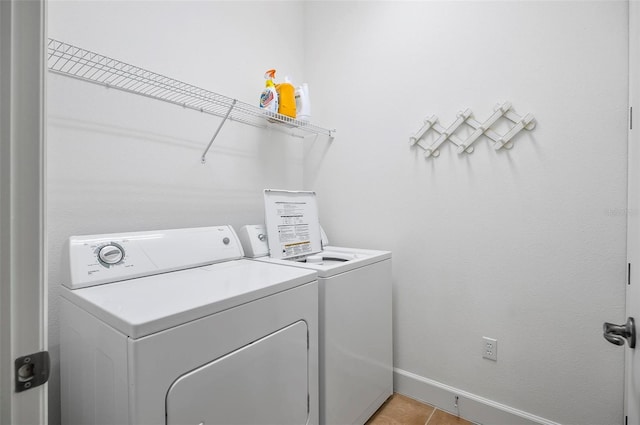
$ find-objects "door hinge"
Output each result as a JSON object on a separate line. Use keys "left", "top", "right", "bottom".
{"left": 14, "top": 351, "right": 50, "bottom": 392}
{"left": 629, "top": 263, "right": 632, "bottom": 285}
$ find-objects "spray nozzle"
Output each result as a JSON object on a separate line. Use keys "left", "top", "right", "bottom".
{"left": 264, "top": 69, "right": 276, "bottom": 87}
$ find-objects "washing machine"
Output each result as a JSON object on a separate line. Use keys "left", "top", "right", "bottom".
{"left": 59, "top": 225, "right": 319, "bottom": 425}
{"left": 237, "top": 190, "right": 393, "bottom": 425}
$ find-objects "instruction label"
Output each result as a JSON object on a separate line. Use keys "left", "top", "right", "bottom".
{"left": 275, "top": 201, "right": 315, "bottom": 258}
{"left": 263, "top": 190, "right": 322, "bottom": 260}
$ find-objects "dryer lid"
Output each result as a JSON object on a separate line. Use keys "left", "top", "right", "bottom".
{"left": 263, "top": 190, "right": 322, "bottom": 260}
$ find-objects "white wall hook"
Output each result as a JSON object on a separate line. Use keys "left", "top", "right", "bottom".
{"left": 495, "top": 112, "right": 536, "bottom": 150}
{"left": 494, "top": 101, "right": 512, "bottom": 114}
{"left": 409, "top": 102, "right": 535, "bottom": 158}
{"left": 427, "top": 109, "right": 472, "bottom": 155}
{"left": 425, "top": 148, "right": 440, "bottom": 158}
{"left": 409, "top": 115, "right": 438, "bottom": 146}
{"left": 460, "top": 102, "right": 511, "bottom": 153}
{"left": 456, "top": 144, "right": 475, "bottom": 154}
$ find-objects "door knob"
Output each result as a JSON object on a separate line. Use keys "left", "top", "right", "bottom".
{"left": 603, "top": 317, "right": 636, "bottom": 348}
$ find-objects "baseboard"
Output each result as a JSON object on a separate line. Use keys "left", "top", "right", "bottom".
{"left": 393, "top": 368, "right": 561, "bottom": 425}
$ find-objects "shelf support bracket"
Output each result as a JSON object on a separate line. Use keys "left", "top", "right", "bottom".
{"left": 201, "top": 99, "right": 237, "bottom": 164}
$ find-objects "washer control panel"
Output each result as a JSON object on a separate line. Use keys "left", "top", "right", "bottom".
{"left": 65, "top": 225, "right": 244, "bottom": 289}
{"left": 237, "top": 224, "right": 270, "bottom": 258}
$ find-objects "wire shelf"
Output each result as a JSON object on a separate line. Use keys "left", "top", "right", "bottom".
{"left": 47, "top": 38, "right": 335, "bottom": 162}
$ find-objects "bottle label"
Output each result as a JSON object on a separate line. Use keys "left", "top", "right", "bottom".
{"left": 260, "top": 89, "right": 275, "bottom": 108}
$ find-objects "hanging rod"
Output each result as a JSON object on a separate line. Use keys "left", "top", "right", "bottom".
{"left": 46, "top": 38, "right": 335, "bottom": 162}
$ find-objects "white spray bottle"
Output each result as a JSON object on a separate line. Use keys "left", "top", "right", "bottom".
{"left": 259, "top": 69, "right": 279, "bottom": 113}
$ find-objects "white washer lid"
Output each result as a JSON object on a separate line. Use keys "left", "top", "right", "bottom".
{"left": 60, "top": 259, "right": 317, "bottom": 339}
{"left": 256, "top": 246, "right": 392, "bottom": 278}
{"left": 263, "top": 190, "right": 322, "bottom": 260}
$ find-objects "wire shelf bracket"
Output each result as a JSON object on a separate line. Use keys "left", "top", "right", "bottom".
{"left": 201, "top": 100, "right": 236, "bottom": 164}
{"left": 409, "top": 102, "right": 536, "bottom": 158}
{"left": 46, "top": 38, "right": 336, "bottom": 164}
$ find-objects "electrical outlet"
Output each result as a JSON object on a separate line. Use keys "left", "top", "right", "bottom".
{"left": 483, "top": 337, "right": 498, "bottom": 361}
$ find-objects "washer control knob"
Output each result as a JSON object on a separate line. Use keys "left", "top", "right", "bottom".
{"left": 222, "top": 237, "right": 230, "bottom": 245}
{"left": 98, "top": 244, "right": 124, "bottom": 265}
{"left": 258, "top": 233, "right": 266, "bottom": 242}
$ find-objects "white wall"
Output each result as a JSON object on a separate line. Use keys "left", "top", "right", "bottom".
{"left": 303, "top": 1, "right": 628, "bottom": 425}
{"left": 47, "top": 1, "right": 629, "bottom": 425}
{"left": 46, "top": 2, "right": 310, "bottom": 423}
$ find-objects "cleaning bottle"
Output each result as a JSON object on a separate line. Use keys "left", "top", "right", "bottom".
{"left": 295, "top": 83, "right": 311, "bottom": 122}
{"left": 259, "top": 69, "right": 278, "bottom": 113}
{"left": 276, "top": 76, "right": 296, "bottom": 118}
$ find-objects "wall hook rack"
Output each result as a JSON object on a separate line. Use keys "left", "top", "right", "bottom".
{"left": 409, "top": 102, "right": 535, "bottom": 158}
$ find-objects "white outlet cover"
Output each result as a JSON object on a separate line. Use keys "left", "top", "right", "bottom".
{"left": 482, "top": 336, "right": 498, "bottom": 361}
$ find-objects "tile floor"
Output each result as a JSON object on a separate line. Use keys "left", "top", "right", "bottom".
{"left": 365, "top": 393, "right": 475, "bottom": 425}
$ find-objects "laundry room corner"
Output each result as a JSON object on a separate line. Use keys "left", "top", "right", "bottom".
{"left": 43, "top": 1, "right": 631, "bottom": 424}
{"left": 45, "top": 2, "right": 311, "bottom": 423}
{"left": 303, "top": 1, "right": 627, "bottom": 424}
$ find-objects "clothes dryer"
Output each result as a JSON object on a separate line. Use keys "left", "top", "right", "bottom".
{"left": 59, "top": 225, "right": 319, "bottom": 425}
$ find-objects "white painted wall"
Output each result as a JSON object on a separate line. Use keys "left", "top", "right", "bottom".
{"left": 303, "top": 1, "right": 628, "bottom": 425}
{"left": 46, "top": 2, "right": 310, "bottom": 423}
{"left": 47, "top": 1, "right": 629, "bottom": 424}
